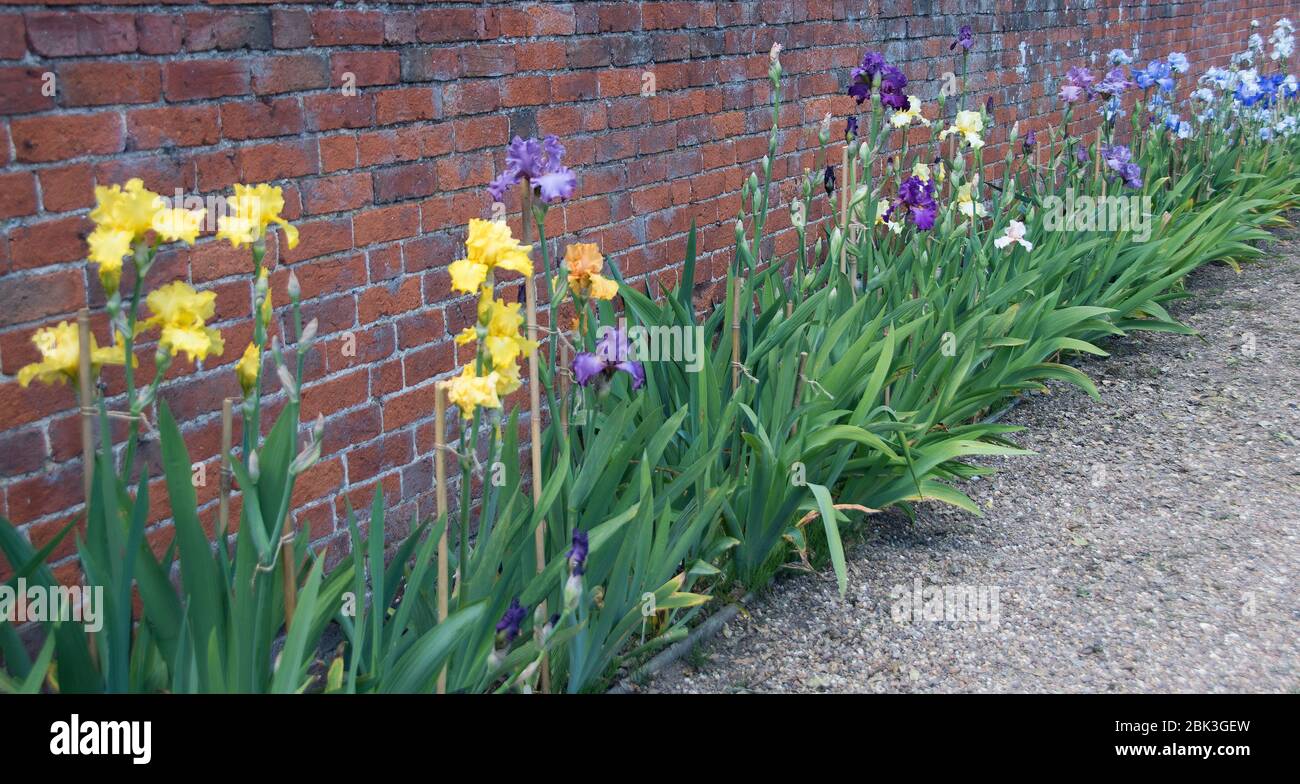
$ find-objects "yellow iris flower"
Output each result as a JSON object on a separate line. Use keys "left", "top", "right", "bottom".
{"left": 956, "top": 180, "right": 987, "bottom": 218}
{"left": 17, "top": 321, "right": 129, "bottom": 388}
{"left": 151, "top": 207, "right": 206, "bottom": 245}
{"left": 890, "top": 96, "right": 930, "bottom": 128}
{"left": 449, "top": 219, "right": 533, "bottom": 295}
{"left": 444, "top": 365, "right": 502, "bottom": 417}
{"left": 236, "top": 342, "right": 260, "bottom": 396}
{"left": 90, "top": 178, "right": 163, "bottom": 239}
{"left": 143, "top": 281, "right": 224, "bottom": 363}
{"left": 86, "top": 226, "right": 134, "bottom": 296}
{"left": 217, "top": 183, "right": 299, "bottom": 249}
{"left": 940, "top": 110, "right": 985, "bottom": 149}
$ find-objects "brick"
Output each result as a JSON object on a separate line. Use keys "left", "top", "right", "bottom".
{"left": 401, "top": 49, "right": 462, "bottom": 83}
{"left": 281, "top": 216, "right": 352, "bottom": 264}
{"left": 164, "top": 59, "right": 250, "bottom": 101}
{"left": 375, "top": 87, "right": 437, "bottom": 125}
{"left": 183, "top": 11, "right": 272, "bottom": 52}
{"left": 312, "top": 10, "right": 385, "bottom": 46}
{"left": 0, "top": 67, "right": 54, "bottom": 115}
{"left": 36, "top": 165, "right": 91, "bottom": 214}
{"left": 136, "top": 15, "right": 184, "bottom": 55}
{"left": 127, "top": 105, "right": 221, "bottom": 150}
{"left": 7, "top": 215, "right": 90, "bottom": 271}
{"left": 443, "top": 81, "right": 500, "bottom": 116}
{"left": 302, "top": 172, "right": 373, "bottom": 215}
{"left": 0, "top": 171, "right": 38, "bottom": 219}
{"left": 271, "top": 9, "right": 311, "bottom": 49}
{"left": 238, "top": 139, "right": 317, "bottom": 182}
{"left": 25, "top": 12, "right": 137, "bottom": 57}
{"left": 331, "top": 51, "right": 400, "bottom": 88}
{"left": 356, "top": 130, "right": 420, "bottom": 167}
{"left": 354, "top": 204, "right": 420, "bottom": 247}
{"left": 372, "top": 162, "right": 438, "bottom": 203}
{"left": 220, "top": 97, "right": 304, "bottom": 141}
{"left": 453, "top": 115, "right": 508, "bottom": 152}
{"left": 0, "top": 15, "right": 25, "bottom": 59}
{"left": 11, "top": 112, "right": 124, "bottom": 163}
{"left": 0, "top": 268, "right": 83, "bottom": 326}
{"left": 502, "top": 75, "right": 551, "bottom": 107}
{"left": 304, "top": 93, "right": 374, "bottom": 131}
{"left": 251, "top": 54, "right": 328, "bottom": 95}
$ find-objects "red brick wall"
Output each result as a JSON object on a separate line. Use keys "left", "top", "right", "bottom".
{"left": 2, "top": 0, "right": 1297, "bottom": 582}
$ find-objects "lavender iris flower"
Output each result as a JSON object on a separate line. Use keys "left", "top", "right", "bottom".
{"left": 488, "top": 135, "right": 577, "bottom": 204}
{"left": 951, "top": 25, "right": 974, "bottom": 52}
{"left": 1060, "top": 67, "right": 1095, "bottom": 103}
{"left": 1101, "top": 144, "right": 1143, "bottom": 188}
{"left": 1167, "top": 52, "right": 1190, "bottom": 74}
{"left": 1075, "top": 144, "right": 1090, "bottom": 164}
{"left": 1022, "top": 130, "right": 1037, "bottom": 154}
{"left": 573, "top": 326, "right": 646, "bottom": 391}
{"left": 1095, "top": 67, "right": 1133, "bottom": 97}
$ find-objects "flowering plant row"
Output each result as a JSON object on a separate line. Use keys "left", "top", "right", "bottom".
{"left": 3, "top": 20, "right": 1299, "bottom": 693}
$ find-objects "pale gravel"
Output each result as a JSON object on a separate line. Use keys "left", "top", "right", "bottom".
{"left": 642, "top": 229, "right": 1300, "bottom": 694}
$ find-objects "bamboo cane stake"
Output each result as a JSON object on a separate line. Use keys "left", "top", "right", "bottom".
{"left": 217, "top": 398, "right": 234, "bottom": 542}
{"left": 434, "top": 380, "right": 449, "bottom": 694}
{"left": 518, "top": 181, "right": 551, "bottom": 694}
{"left": 524, "top": 265, "right": 550, "bottom": 694}
{"left": 77, "top": 309, "right": 94, "bottom": 511}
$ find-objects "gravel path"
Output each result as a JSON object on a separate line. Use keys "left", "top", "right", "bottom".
{"left": 644, "top": 230, "right": 1300, "bottom": 694}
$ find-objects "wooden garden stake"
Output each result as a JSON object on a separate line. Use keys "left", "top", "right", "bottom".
{"left": 217, "top": 398, "right": 234, "bottom": 542}
{"left": 524, "top": 270, "right": 551, "bottom": 694}
{"left": 77, "top": 309, "right": 94, "bottom": 510}
{"left": 434, "top": 381, "right": 449, "bottom": 694}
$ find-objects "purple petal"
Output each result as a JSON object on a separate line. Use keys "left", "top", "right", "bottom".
{"left": 506, "top": 136, "right": 544, "bottom": 180}
{"left": 616, "top": 360, "right": 646, "bottom": 390}
{"left": 573, "top": 352, "right": 605, "bottom": 386}
{"left": 534, "top": 167, "right": 576, "bottom": 203}
{"left": 487, "top": 167, "right": 519, "bottom": 202}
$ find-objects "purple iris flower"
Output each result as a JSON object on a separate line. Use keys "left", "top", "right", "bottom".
{"left": 893, "top": 175, "right": 938, "bottom": 231}
{"left": 845, "top": 116, "right": 858, "bottom": 139}
{"left": 848, "top": 51, "right": 907, "bottom": 108}
{"left": 1059, "top": 67, "right": 1095, "bottom": 103}
{"left": 879, "top": 65, "right": 909, "bottom": 110}
{"left": 1102, "top": 144, "right": 1142, "bottom": 188}
{"left": 567, "top": 529, "right": 588, "bottom": 576}
{"left": 488, "top": 135, "right": 577, "bottom": 204}
{"left": 574, "top": 326, "right": 645, "bottom": 391}
{"left": 951, "top": 25, "right": 974, "bottom": 52}
{"left": 1133, "top": 60, "right": 1174, "bottom": 92}
{"left": 823, "top": 165, "right": 835, "bottom": 196}
{"left": 1075, "top": 144, "right": 1090, "bottom": 164}
{"left": 1095, "top": 67, "right": 1133, "bottom": 98}
{"left": 1022, "top": 130, "right": 1037, "bottom": 154}
{"left": 496, "top": 598, "right": 527, "bottom": 644}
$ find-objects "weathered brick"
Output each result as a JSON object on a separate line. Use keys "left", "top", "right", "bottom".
{"left": 354, "top": 204, "right": 420, "bottom": 246}
{"left": 127, "top": 105, "right": 221, "bottom": 150}
{"left": 221, "top": 97, "right": 304, "bottom": 141}
{"left": 164, "top": 59, "right": 250, "bottom": 101}
{"left": 25, "top": 12, "right": 137, "bottom": 57}
{"left": 11, "top": 112, "right": 124, "bottom": 163}
{"left": 0, "top": 171, "right": 38, "bottom": 219}
{"left": 0, "top": 67, "right": 54, "bottom": 115}
{"left": 251, "top": 54, "right": 328, "bottom": 94}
